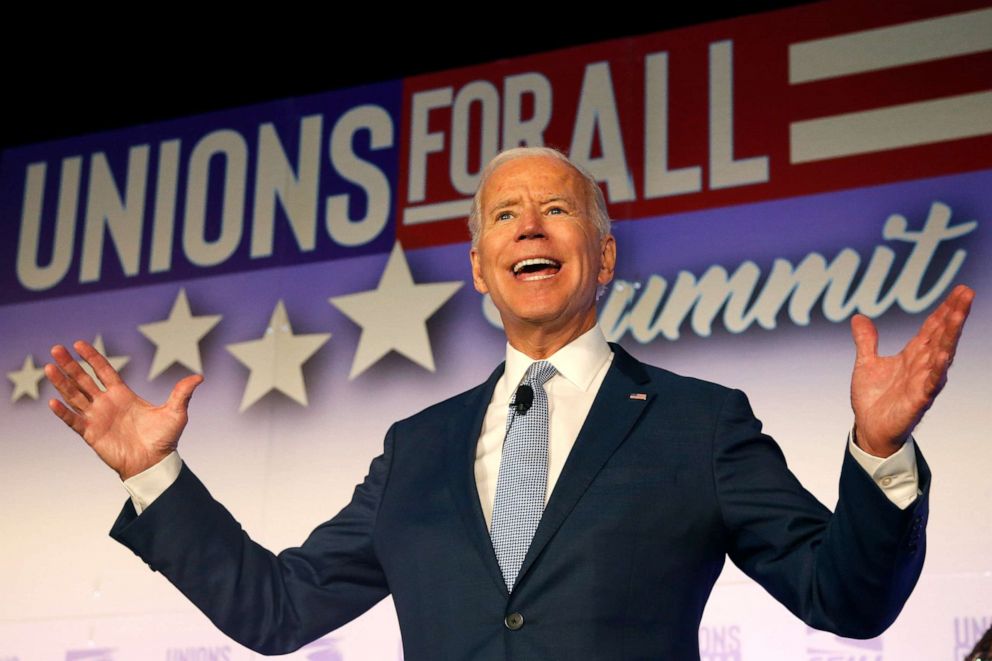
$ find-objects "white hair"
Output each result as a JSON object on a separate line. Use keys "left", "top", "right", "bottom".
{"left": 467, "top": 147, "right": 612, "bottom": 247}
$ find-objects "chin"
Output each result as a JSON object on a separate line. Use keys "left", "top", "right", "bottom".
{"left": 521, "top": 304, "right": 588, "bottom": 329}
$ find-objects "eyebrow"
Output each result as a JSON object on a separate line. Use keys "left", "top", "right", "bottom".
{"left": 487, "top": 197, "right": 520, "bottom": 215}
{"left": 540, "top": 195, "right": 574, "bottom": 207}
{"left": 486, "top": 195, "right": 575, "bottom": 216}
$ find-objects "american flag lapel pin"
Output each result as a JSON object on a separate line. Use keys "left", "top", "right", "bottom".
{"left": 629, "top": 393, "right": 647, "bottom": 401}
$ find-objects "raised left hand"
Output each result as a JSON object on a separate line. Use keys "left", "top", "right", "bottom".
{"left": 850, "top": 284, "right": 974, "bottom": 458}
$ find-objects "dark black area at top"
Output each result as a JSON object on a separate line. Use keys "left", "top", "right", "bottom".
{"left": 1, "top": 4, "right": 810, "bottom": 152}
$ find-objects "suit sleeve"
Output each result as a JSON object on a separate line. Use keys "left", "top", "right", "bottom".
{"left": 108, "top": 426, "right": 396, "bottom": 655}
{"left": 713, "top": 389, "right": 929, "bottom": 639}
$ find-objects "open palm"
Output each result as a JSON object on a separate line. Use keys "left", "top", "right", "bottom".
{"left": 850, "top": 285, "right": 974, "bottom": 457}
{"left": 45, "top": 340, "right": 202, "bottom": 480}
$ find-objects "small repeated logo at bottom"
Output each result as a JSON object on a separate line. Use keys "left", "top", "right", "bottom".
{"left": 805, "top": 628, "right": 882, "bottom": 661}
{"left": 700, "top": 624, "right": 742, "bottom": 661}
{"left": 64, "top": 649, "right": 115, "bottom": 661}
{"left": 954, "top": 615, "right": 992, "bottom": 660}
{"left": 301, "top": 638, "right": 345, "bottom": 661}
{"left": 165, "top": 645, "right": 232, "bottom": 660}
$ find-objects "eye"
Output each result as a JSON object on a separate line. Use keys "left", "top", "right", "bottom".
{"left": 496, "top": 211, "right": 513, "bottom": 222}
{"left": 546, "top": 206, "right": 565, "bottom": 215}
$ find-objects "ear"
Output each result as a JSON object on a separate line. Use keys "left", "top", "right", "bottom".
{"left": 470, "top": 247, "right": 489, "bottom": 294}
{"left": 597, "top": 234, "right": 617, "bottom": 287}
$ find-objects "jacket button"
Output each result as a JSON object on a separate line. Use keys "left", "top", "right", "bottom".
{"left": 505, "top": 612, "right": 525, "bottom": 630}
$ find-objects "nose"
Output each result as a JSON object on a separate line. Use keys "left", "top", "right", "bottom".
{"left": 516, "top": 206, "right": 546, "bottom": 241}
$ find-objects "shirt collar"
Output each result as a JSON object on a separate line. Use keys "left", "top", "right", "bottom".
{"left": 503, "top": 325, "right": 612, "bottom": 398}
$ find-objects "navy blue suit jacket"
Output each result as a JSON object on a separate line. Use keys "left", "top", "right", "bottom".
{"left": 111, "top": 344, "right": 929, "bottom": 660}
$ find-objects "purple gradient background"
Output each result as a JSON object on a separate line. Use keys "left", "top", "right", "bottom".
{"left": 2, "top": 171, "right": 990, "bottom": 660}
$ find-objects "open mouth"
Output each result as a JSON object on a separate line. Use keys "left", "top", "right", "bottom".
{"left": 512, "top": 257, "right": 561, "bottom": 281}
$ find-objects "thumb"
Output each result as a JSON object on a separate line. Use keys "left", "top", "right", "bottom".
{"left": 850, "top": 314, "right": 878, "bottom": 364}
{"left": 167, "top": 374, "right": 204, "bottom": 413}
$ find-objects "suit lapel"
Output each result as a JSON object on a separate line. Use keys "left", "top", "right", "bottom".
{"left": 514, "top": 343, "right": 654, "bottom": 588}
{"left": 444, "top": 362, "right": 511, "bottom": 597}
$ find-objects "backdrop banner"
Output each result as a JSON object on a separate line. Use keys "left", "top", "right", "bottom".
{"left": 2, "top": 2, "right": 990, "bottom": 659}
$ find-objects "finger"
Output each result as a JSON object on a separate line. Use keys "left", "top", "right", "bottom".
{"left": 906, "top": 287, "right": 968, "bottom": 356}
{"left": 850, "top": 314, "right": 878, "bottom": 363}
{"left": 939, "top": 310, "right": 968, "bottom": 359}
{"left": 933, "top": 285, "right": 974, "bottom": 329}
{"left": 948, "top": 283, "right": 975, "bottom": 307}
{"left": 916, "top": 296, "right": 959, "bottom": 350}
{"left": 166, "top": 374, "right": 204, "bottom": 414}
{"left": 923, "top": 360, "right": 947, "bottom": 400}
{"left": 48, "top": 398, "right": 86, "bottom": 436}
{"left": 44, "top": 360, "right": 92, "bottom": 413}
{"left": 934, "top": 285, "right": 975, "bottom": 356}
{"left": 73, "top": 340, "right": 124, "bottom": 389}
{"left": 944, "top": 284, "right": 974, "bottom": 333}
{"left": 51, "top": 344, "right": 101, "bottom": 400}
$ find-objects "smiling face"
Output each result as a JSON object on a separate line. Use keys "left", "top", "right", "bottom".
{"left": 470, "top": 155, "right": 616, "bottom": 354}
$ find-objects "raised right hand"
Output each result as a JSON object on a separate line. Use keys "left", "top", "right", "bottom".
{"left": 45, "top": 340, "right": 203, "bottom": 480}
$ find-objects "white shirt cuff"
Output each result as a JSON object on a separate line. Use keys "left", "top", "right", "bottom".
{"left": 848, "top": 432, "right": 919, "bottom": 510}
{"left": 122, "top": 451, "right": 183, "bottom": 515}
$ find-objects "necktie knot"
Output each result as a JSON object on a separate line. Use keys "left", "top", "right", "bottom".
{"left": 523, "top": 360, "right": 557, "bottom": 389}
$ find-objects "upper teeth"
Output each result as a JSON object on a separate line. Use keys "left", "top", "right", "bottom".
{"left": 513, "top": 258, "right": 559, "bottom": 274}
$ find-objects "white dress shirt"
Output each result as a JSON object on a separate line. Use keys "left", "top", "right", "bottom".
{"left": 125, "top": 325, "right": 920, "bottom": 515}
{"left": 475, "top": 325, "right": 615, "bottom": 529}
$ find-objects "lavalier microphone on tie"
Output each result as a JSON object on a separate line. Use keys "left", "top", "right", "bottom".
{"left": 513, "top": 385, "right": 534, "bottom": 414}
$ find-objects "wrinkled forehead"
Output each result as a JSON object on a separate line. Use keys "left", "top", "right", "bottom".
{"left": 480, "top": 156, "right": 587, "bottom": 214}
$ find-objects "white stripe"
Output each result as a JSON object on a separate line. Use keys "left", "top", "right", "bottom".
{"left": 402, "top": 199, "right": 472, "bottom": 225}
{"left": 789, "top": 91, "right": 992, "bottom": 163}
{"left": 789, "top": 8, "right": 992, "bottom": 84}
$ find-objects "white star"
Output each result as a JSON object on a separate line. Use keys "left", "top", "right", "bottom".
{"left": 329, "top": 242, "right": 463, "bottom": 379}
{"left": 226, "top": 300, "right": 331, "bottom": 412}
{"left": 82, "top": 335, "right": 130, "bottom": 391}
{"left": 8, "top": 354, "right": 46, "bottom": 402}
{"left": 138, "top": 288, "right": 222, "bottom": 379}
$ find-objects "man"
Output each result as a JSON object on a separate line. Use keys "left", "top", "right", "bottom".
{"left": 45, "top": 148, "right": 973, "bottom": 660}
